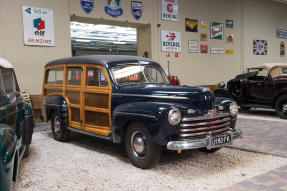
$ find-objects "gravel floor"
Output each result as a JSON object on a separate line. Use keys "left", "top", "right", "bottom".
{"left": 13, "top": 131, "right": 287, "bottom": 191}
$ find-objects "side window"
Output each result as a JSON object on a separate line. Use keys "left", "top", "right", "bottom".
{"left": 67, "top": 67, "right": 82, "bottom": 86}
{"left": 2, "top": 69, "right": 15, "bottom": 94}
{"left": 46, "top": 68, "right": 64, "bottom": 84}
{"left": 86, "top": 68, "right": 108, "bottom": 87}
{"left": 282, "top": 68, "right": 287, "bottom": 74}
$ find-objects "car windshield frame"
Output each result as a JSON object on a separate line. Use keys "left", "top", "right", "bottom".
{"left": 247, "top": 67, "right": 269, "bottom": 77}
{"left": 110, "top": 63, "right": 168, "bottom": 86}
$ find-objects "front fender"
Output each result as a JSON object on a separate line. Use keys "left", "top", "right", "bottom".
{"left": 112, "top": 102, "right": 184, "bottom": 145}
{"left": 0, "top": 125, "right": 17, "bottom": 191}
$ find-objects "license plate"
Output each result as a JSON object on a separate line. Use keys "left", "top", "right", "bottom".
{"left": 211, "top": 134, "right": 232, "bottom": 147}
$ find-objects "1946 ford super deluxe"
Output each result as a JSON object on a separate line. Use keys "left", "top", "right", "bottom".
{"left": 42, "top": 55, "right": 242, "bottom": 169}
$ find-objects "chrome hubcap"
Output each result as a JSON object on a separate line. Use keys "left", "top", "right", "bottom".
{"left": 283, "top": 104, "right": 287, "bottom": 112}
{"left": 54, "top": 116, "right": 61, "bottom": 134}
{"left": 131, "top": 131, "right": 146, "bottom": 157}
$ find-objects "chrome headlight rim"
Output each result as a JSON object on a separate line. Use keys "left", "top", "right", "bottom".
{"left": 168, "top": 108, "right": 182, "bottom": 126}
{"left": 229, "top": 102, "right": 238, "bottom": 116}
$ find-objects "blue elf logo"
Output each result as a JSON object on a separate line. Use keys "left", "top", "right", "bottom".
{"left": 105, "top": 0, "right": 123, "bottom": 18}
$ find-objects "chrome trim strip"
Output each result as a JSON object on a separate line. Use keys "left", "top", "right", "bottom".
{"left": 179, "top": 126, "right": 230, "bottom": 137}
{"left": 167, "top": 129, "right": 242, "bottom": 150}
{"left": 182, "top": 112, "right": 230, "bottom": 121}
{"left": 180, "top": 118, "right": 230, "bottom": 127}
{"left": 180, "top": 122, "right": 231, "bottom": 132}
{"left": 67, "top": 127, "right": 112, "bottom": 141}
{"left": 112, "top": 93, "right": 189, "bottom": 100}
{"left": 114, "top": 111, "right": 157, "bottom": 119}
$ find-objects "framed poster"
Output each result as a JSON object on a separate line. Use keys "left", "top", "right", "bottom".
{"left": 162, "top": 0, "right": 178, "bottom": 21}
{"left": 185, "top": 19, "right": 198, "bottom": 32}
{"left": 161, "top": 30, "right": 181, "bottom": 52}
{"left": 188, "top": 40, "right": 198, "bottom": 53}
{"left": 253, "top": 40, "right": 267, "bottom": 55}
{"left": 210, "top": 22, "right": 224, "bottom": 40}
{"left": 22, "top": 6, "right": 55, "bottom": 46}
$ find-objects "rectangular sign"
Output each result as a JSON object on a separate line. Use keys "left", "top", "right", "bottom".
{"left": 22, "top": 6, "right": 55, "bottom": 46}
{"left": 162, "top": 0, "right": 178, "bottom": 21}
{"left": 211, "top": 22, "right": 224, "bottom": 40}
{"left": 277, "top": 29, "right": 287, "bottom": 39}
{"left": 210, "top": 47, "right": 225, "bottom": 54}
{"left": 188, "top": 40, "right": 198, "bottom": 53}
{"left": 161, "top": 30, "right": 181, "bottom": 52}
{"left": 185, "top": 18, "right": 198, "bottom": 32}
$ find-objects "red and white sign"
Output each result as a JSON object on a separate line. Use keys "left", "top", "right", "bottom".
{"left": 210, "top": 47, "right": 225, "bottom": 54}
{"left": 166, "top": 52, "right": 170, "bottom": 57}
{"left": 22, "top": 6, "right": 55, "bottom": 46}
{"left": 161, "top": 30, "right": 181, "bottom": 52}
{"left": 162, "top": 0, "right": 178, "bottom": 21}
{"left": 200, "top": 45, "right": 208, "bottom": 54}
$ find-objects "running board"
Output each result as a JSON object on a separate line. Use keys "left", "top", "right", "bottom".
{"left": 240, "top": 104, "right": 272, "bottom": 109}
{"left": 67, "top": 127, "right": 112, "bottom": 141}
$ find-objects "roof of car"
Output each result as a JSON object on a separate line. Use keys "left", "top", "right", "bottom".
{"left": 248, "top": 63, "right": 287, "bottom": 70}
{"left": 45, "top": 55, "right": 155, "bottom": 68}
{"left": 0, "top": 58, "right": 13, "bottom": 68}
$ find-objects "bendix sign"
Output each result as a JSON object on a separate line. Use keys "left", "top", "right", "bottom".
{"left": 22, "top": 6, "right": 55, "bottom": 46}
{"left": 161, "top": 30, "right": 181, "bottom": 52}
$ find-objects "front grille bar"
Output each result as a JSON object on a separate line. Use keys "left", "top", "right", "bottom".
{"left": 180, "top": 117, "right": 230, "bottom": 127}
{"left": 180, "top": 122, "right": 231, "bottom": 132}
{"left": 179, "top": 126, "right": 231, "bottom": 137}
{"left": 182, "top": 112, "right": 229, "bottom": 122}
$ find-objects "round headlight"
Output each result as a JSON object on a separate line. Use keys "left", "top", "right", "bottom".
{"left": 229, "top": 102, "right": 238, "bottom": 116}
{"left": 168, "top": 108, "right": 181, "bottom": 125}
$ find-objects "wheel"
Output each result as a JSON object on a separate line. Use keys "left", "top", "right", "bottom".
{"left": 23, "top": 144, "right": 30, "bottom": 158}
{"left": 125, "top": 122, "right": 162, "bottom": 169}
{"left": 275, "top": 95, "right": 287, "bottom": 119}
{"left": 240, "top": 106, "right": 251, "bottom": 110}
{"left": 51, "top": 113, "right": 70, "bottom": 142}
{"left": 199, "top": 147, "right": 221, "bottom": 153}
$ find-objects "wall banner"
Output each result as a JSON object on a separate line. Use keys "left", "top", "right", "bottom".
{"left": 280, "top": 42, "right": 285, "bottom": 57}
{"left": 185, "top": 18, "right": 198, "bottom": 32}
{"left": 188, "top": 40, "right": 198, "bottom": 53}
{"left": 210, "top": 47, "right": 225, "bottom": 54}
{"left": 81, "top": 0, "right": 94, "bottom": 14}
{"left": 22, "top": 6, "right": 55, "bottom": 46}
{"left": 210, "top": 22, "right": 224, "bottom": 40}
{"left": 161, "top": 30, "right": 181, "bottom": 52}
{"left": 162, "top": 0, "right": 178, "bottom": 21}
{"left": 277, "top": 29, "right": 287, "bottom": 39}
{"left": 131, "top": 1, "right": 142, "bottom": 20}
{"left": 105, "top": 0, "right": 123, "bottom": 18}
{"left": 253, "top": 40, "right": 267, "bottom": 55}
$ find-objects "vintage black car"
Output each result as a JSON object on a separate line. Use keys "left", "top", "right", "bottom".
{"left": 0, "top": 58, "right": 34, "bottom": 190}
{"left": 42, "top": 55, "right": 241, "bottom": 169}
{"left": 215, "top": 63, "right": 287, "bottom": 119}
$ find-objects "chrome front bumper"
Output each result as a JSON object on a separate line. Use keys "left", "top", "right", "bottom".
{"left": 166, "top": 129, "right": 242, "bottom": 150}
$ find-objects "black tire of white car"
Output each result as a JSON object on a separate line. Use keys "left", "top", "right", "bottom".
{"left": 125, "top": 122, "right": 162, "bottom": 169}
{"left": 275, "top": 95, "right": 287, "bottom": 119}
{"left": 51, "top": 113, "right": 70, "bottom": 142}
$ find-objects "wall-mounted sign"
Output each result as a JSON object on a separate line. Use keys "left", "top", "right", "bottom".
{"left": 200, "top": 33, "right": 208, "bottom": 41}
{"left": 276, "top": 29, "right": 287, "bottom": 39}
{"left": 226, "top": 19, "right": 233, "bottom": 28}
{"left": 253, "top": 40, "right": 267, "bottom": 55}
{"left": 162, "top": 0, "right": 178, "bottom": 21}
{"left": 22, "top": 6, "right": 54, "bottom": 46}
{"left": 210, "top": 47, "right": 225, "bottom": 54}
{"left": 105, "top": 0, "right": 123, "bottom": 18}
{"left": 161, "top": 30, "right": 181, "bottom": 52}
{"left": 225, "top": 49, "right": 234, "bottom": 55}
{"left": 210, "top": 22, "right": 224, "bottom": 40}
{"left": 280, "top": 42, "right": 285, "bottom": 57}
{"left": 226, "top": 34, "right": 234, "bottom": 44}
{"left": 131, "top": 1, "right": 142, "bottom": 20}
{"left": 200, "top": 45, "right": 208, "bottom": 54}
{"left": 188, "top": 40, "right": 198, "bottom": 53}
{"left": 185, "top": 19, "right": 198, "bottom": 32}
{"left": 81, "top": 0, "right": 94, "bottom": 14}
{"left": 200, "top": 21, "right": 208, "bottom": 28}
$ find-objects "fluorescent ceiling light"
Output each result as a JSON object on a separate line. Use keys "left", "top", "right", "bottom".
{"left": 113, "top": 41, "right": 126, "bottom": 44}
{"left": 75, "top": 39, "right": 91, "bottom": 42}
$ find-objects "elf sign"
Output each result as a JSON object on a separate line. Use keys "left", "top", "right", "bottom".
{"left": 22, "top": 6, "right": 55, "bottom": 46}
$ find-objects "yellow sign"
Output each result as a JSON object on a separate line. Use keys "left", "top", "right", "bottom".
{"left": 225, "top": 49, "right": 234, "bottom": 55}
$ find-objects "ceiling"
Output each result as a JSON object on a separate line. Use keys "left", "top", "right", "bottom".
{"left": 70, "top": 21, "right": 137, "bottom": 52}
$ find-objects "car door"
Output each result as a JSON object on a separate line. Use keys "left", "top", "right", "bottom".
{"left": 83, "top": 64, "right": 112, "bottom": 137}
{"left": 247, "top": 77, "right": 274, "bottom": 104}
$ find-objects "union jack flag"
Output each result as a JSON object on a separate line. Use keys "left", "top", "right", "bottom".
{"left": 253, "top": 40, "right": 267, "bottom": 55}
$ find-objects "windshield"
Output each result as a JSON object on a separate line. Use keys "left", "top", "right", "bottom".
{"left": 247, "top": 68, "right": 269, "bottom": 77}
{"left": 111, "top": 63, "right": 168, "bottom": 85}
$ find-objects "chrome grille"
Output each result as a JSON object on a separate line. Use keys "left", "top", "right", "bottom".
{"left": 180, "top": 113, "right": 231, "bottom": 139}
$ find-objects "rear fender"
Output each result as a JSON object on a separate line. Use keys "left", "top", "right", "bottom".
{"left": 272, "top": 89, "right": 287, "bottom": 107}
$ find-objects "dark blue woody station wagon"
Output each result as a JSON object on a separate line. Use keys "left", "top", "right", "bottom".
{"left": 42, "top": 55, "right": 242, "bottom": 169}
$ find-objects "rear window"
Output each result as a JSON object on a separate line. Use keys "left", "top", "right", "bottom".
{"left": 46, "top": 68, "right": 64, "bottom": 84}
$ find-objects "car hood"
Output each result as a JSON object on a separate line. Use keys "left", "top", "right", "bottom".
{"left": 114, "top": 84, "right": 215, "bottom": 110}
